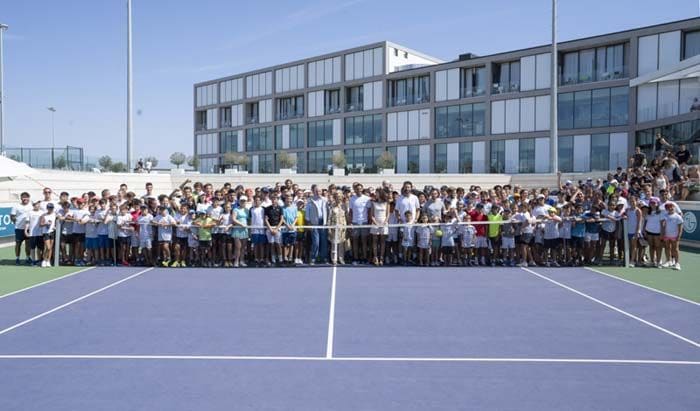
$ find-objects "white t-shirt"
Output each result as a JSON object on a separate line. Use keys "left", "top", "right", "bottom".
{"left": 39, "top": 199, "right": 55, "bottom": 212}
{"left": 154, "top": 214, "right": 176, "bottom": 241}
{"left": 41, "top": 213, "right": 56, "bottom": 235}
{"left": 71, "top": 208, "right": 90, "bottom": 234}
{"left": 349, "top": 194, "right": 371, "bottom": 224}
{"left": 397, "top": 194, "right": 420, "bottom": 223}
{"left": 11, "top": 203, "right": 33, "bottom": 230}
{"left": 138, "top": 214, "right": 154, "bottom": 238}
{"left": 663, "top": 213, "right": 683, "bottom": 238}
{"left": 28, "top": 209, "right": 44, "bottom": 237}
{"left": 250, "top": 206, "right": 265, "bottom": 234}
{"left": 116, "top": 214, "right": 133, "bottom": 237}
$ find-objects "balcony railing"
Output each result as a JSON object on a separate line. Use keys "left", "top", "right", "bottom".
{"left": 276, "top": 111, "right": 305, "bottom": 121}
{"left": 460, "top": 87, "right": 486, "bottom": 99}
{"left": 195, "top": 123, "right": 207, "bottom": 131}
{"left": 387, "top": 95, "right": 430, "bottom": 107}
{"left": 491, "top": 82, "right": 520, "bottom": 94}
{"left": 559, "top": 67, "right": 628, "bottom": 86}
{"left": 345, "top": 102, "right": 364, "bottom": 112}
{"left": 246, "top": 115, "right": 259, "bottom": 124}
{"left": 220, "top": 120, "right": 232, "bottom": 128}
{"left": 325, "top": 106, "right": 342, "bottom": 114}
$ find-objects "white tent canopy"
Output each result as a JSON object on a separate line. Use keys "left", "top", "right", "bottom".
{"left": 630, "top": 54, "right": 700, "bottom": 87}
{"left": 0, "top": 154, "right": 38, "bottom": 179}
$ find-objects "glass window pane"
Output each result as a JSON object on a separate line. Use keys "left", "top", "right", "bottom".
{"left": 518, "top": 138, "right": 535, "bottom": 173}
{"left": 574, "top": 90, "right": 592, "bottom": 129}
{"left": 685, "top": 31, "right": 700, "bottom": 59}
{"left": 610, "top": 87, "right": 629, "bottom": 126}
{"left": 591, "top": 88, "right": 610, "bottom": 127}
{"left": 563, "top": 52, "right": 578, "bottom": 85}
{"left": 434, "top": 144, "right": 447, "bottom": 173}
{"left": 509, "top": 61, "right": 520, "bottom": 92}
{"left": 595, "top": 47, "right": 607, "bottom": 81}
{"left": 459, "top": 142, "right": 473, "bottom": 173}
{"left": 407, "top": 146, "right": 420, "bottom": 173}
{"left": 435, "top": 107, "right": 448, "bottom": 138}
{"left": 490, "top": 140, "right": 505, "bottom": 173}
{"left": 579, "top": 49, "right": 595, "bottom": 83}
{"left": 447, "top": 106, "right": 460, "bottom": 137}
{"left": 558, "top": 136, "right": 574, "bottom": 172}
{"left": 473, "top": 103, "right": 485, "bottom": 135}
{"left": 460, "top": 104, "right": 473, "bottom": 136}
{"left": 558, "top": 93, "right": 574, "bottom": 129}
{"left": 590, "top": 133, "right": 610, "bottom": 171}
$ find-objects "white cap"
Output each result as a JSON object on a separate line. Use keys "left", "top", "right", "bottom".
{"left": 238, "top": 196, "right": 248, "bottom": 202}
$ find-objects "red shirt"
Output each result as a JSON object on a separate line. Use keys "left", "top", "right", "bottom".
{"left": 469, "top": 210, "right": 488, "bottom": 237}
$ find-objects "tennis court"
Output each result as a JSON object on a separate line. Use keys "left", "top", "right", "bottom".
{"left": 0, "top": 264, "right": 698, "bottom": 410}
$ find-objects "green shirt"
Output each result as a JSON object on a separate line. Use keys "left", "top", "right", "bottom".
{"left": 196, "top": 216, "right": 214, "bottom": 241}
{"left": 487, "top": 213, "right": 503, "bottom": 238}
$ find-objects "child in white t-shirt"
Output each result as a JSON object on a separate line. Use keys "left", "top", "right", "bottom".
{"left": 662, "top": 203, "right": 683, "bottom": 270}
{"left": 414, "top": 214, "right": 431, "bottom": 267}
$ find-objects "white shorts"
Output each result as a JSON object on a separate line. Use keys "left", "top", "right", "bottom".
{"left": 139, "top": 237, "right": 152, "bottom": 249}
{"left": 266, "top": 229, "right": 282, "bottom": 244}
{"left": 158, "top": 233, "right": 172, "bottom": 242}
{"left": 501, "top": 236, "right": 515, "bottom": 249}
{"left": 474, "top": 236, "right": 488, "bottom": 248}
{"left": 461, "top": 236, "right": 474, "bottom": 249}
{"left": 370, "top": 225, "right": 389, "bottom": 236}
{"left": 584, "top": 232, "right": 600, "bottom": 242}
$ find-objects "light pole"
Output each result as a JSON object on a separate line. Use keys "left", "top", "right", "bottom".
{"left": 126, "top": 0, "right": 134, "bottom": 172}
{"left": 0, "top": 23, "right": 8, "bottom": 154}
{"left": 550, "top": 0, "right": 558, "bottom": 174}
{"left": 47, "top": 107, "right": 56, "bottom": 148}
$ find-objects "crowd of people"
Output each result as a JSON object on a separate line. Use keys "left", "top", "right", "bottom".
{"left": 9, "top": 150, "right": 690, "bottom": 271}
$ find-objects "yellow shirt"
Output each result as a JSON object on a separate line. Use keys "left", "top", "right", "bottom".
{"left": 296, "top": 209, "right": 306, "bottom": 232}
{"left": 487, "top": 213, "right": 502, "bottom": 238}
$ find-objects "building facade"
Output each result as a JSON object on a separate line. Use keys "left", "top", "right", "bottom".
{"left": 194, "top": 17, "right": 700, "bottom": 174}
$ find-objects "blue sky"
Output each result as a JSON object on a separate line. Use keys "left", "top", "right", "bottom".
{"left": 2, "top": 0, "right": 698, "bottom": 166}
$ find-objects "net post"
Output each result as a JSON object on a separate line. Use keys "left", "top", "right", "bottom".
{"left": 623, "top": 217, "right": 630, "bottom": 268}
{"left": 53, "top": 219, "right": 61, "bottom": 267}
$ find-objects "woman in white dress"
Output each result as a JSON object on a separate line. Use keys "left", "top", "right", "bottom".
{"left": 369, "top": 188, "right": 389, "bottom": 265}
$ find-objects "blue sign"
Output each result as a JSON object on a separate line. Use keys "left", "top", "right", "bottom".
{"left": 0, "top": 207, "right": 15, "bottom": 238}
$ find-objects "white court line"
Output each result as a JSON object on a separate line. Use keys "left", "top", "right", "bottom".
{"left": 584, "top": 267, "right": 700, "bottom": 307}
{"left": 325, "top": 265, "right": 338, "bottom": 358}
{"left": 0, "top": 354, "right": 697, "bottom": 366}
{"left": 0, "top": 267, "right": 153, "bottom": 337}
{"left": 521, "top": 267, "right": 700, "bottom": 349}
{"left": 0, "top": 266, "right": 95, "bottom": 300}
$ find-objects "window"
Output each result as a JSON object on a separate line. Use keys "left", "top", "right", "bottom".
{"left": 346, "top": 86, "right": 364, "bottom": 111}
{"left": 220, "top": 107, "right": 232, "bottom": 128}
{"left": 345, "top": 147, "right": 382, "bottom": 173}
{"left": 290, "top": 123, "right": 305, "bottom": 149}
{"left": 590, "top": 133, "right": 610, "bottom": 171}
{"left": 388, "top": 75, "right": 430, "bottom": 106}
{"left": 325, "top": 89, "right": 341, "bottom": 114}
{"left": 308, "top": 120, "right": 334, "bottom": 147}
{"left": 255, "top": 154, "right": 274, "bottom": 174}
{"left": 635, "top": 119, "right": 700, "bottom": 160}
{"left": 591, "top": 88, "right": 610, "bottom": 128}
{"left": 685, "top": 31, "right": 700, "bottom": 59}
{"left": 492, "top": 61, "right": 520, "bottom": 93}
{"left": 276, "top": 95, "right": 304, "bottom": 120}
{"left": 574, "top": 90, "right": 592, "bottom": 129}
{"left": 518, "top": 138, "right": 536, "bottom": 173}
{"left": 558, "top": 136, "right": 574, "bottom": 172}
{"left": 195, "top": 111, "right": 207, "bottom": 131}
{"left": 562, "top": 44, "right": 627, "bottom": 85}
{"left": 434, "top": 144, "right": 447, "bottom": 173}
{"left": 435, "top": 103, "right": 485, "bottom": 138}
{"left": 560, "top": 86, "right": 627, "bottom": 129}
{"left": 246, "top": 102, "right": 259, "bottom": 124}
{"left": 407, "top": 145, "right": 420, "bottom": 174}
{"left": 490, "top": 140, "right": 505, "bottom": 173}
{"left": 245, "top": 127, "right": 273, "bottom": 152}
{"left": 459, "top": 142, "right": 473, "bottom": 173}
{"left": 344, "top": 115, "right": 382, "bottom": 145}
{"left": 307, "top": 150, "right": 333, "bottom": 173}
{"left": 195, "top": 84, "right": 218, "bottom": 107}
{"left": 195, "top": 133, "right": 217, "bottom": 155}
{"left": 460, "top": 66, "right": 486, "bottom": 97}
{"left": 220, "top": 131, "right": 238, "bottom": 153}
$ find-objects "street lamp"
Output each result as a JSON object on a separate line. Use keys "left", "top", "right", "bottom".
{"left": 126, "top": 0, "right": 134, "bottom": 172}
{"left": 47, "top": 106, "right": 56, "bottom": 148}
{"left": 0, "top": 23, "right": 8, "bottom": 154}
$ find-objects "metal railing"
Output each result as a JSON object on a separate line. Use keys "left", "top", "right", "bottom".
{"left": 345, "top": 102, "right": 363, "bottom": 112}
{"left": 3, "top": 146, "right": 85, "bottom": 170}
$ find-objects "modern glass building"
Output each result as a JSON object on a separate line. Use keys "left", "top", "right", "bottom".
{"left": 194, "top": 17, "right": 700, "bottom": 174}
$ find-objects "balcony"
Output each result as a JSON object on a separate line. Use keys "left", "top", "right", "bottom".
{"left": 460, "top": 87, "right": 486, "bottom": 99}
{"left": 387, "top": 95, "right": 430, "bottom": 107}
{"left": 559, "top": 67, "right": 628, "bottom": 86}
{"left": 491, "top": 82, "right": 520, "bottom": 94}
{"left": 276, "top": 112, "right": 305, "bottom": 121}
{"left": 246, "top": 115, "right": 259, "bottom": 125}
{"left": 195, "top": 123, "right": 207, "bottom": 131}
{"left": 345, "top": 102, "right": 364, "bottom": 112}
{"left": 325, "top": 106, "right": 342, "bottom": 115}
{"left": 220, "top": 120, "right": 232, "bottom": 128}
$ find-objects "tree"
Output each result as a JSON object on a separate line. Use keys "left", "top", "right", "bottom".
{"left": 187, "top": 155, "right": 200, "bottom": 169}
{"left": 144, "top": 156, "right": 159, "bottom": 168}
{"left": 375, "top": 151, "right": 396, "bottom": 170}
{"left": 54, "top": 155, "right": 67, "bottom": 169}
{"left": 223, "top": 152, "right": 249, "bottom": 170}
{"left": 332, "top": 152, "right": 346, "bottom": 168}
{"left": 110, "top": 162, "right": 127, "bottom": 173}
{"left": 98, "top": 155, "right": 113, "bottom": 171}
{"left": 278, "top": 152, "right": 297, "bottom": 169}
{"left": 170, "top": 152, "right": 186, "bottom": 168}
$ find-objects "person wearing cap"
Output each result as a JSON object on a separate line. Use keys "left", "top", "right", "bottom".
{"left": 153, "top": 206, "right": 177, "bottom": 267}
{"left": 39, "top": 202, "right": 57, "bottom": 267}
{"left": 600, "top": 201, "right": 622, "bottom": 265}
{"left": 136, "top": 205, "right": 154, "bottom": 266}
{"left": 542, "top": 207, "right": 562, "bottom": 267}
{"left": 172, "top": 204, "right": 192, "bottom": 268}
{"left": 25, "top": 200, "right": 46, "bottom": 266}
{"left": 56, "top": 201, "right": 75, "bottom": 265}
{"left": 583, "top": 205, "right": 602, "bottom": 265}
{"left": 644, "top": 198, "right": 663, "bottom": 268}
{"left": 10, "top": 192, "right": 33, "bottom": 265}
{"left": 115, "top": 203, "right": 134, "bottom": 266}
{"left": 231, "top": 196, "right": 250, "bottom": 268}
{"left": 661, "top": 202, "right": 683, "bottom": 270}
{"left": 193, "top": 209, "right": 216, "bottom": 267}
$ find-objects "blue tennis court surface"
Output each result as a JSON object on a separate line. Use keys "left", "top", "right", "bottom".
{"left": 0, "top": 265, "right": 698, "bottom": 410}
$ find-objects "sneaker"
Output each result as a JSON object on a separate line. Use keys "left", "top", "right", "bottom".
{"left": 674, "top": 263, "right": 681, "bottom": 271}
{"left": 309, "top": 261, "right": 315, "bottom": 266}
{"left": 45, "top": 261, "right": 52, "bottom": 268}
{"left": 352, "top": 261, "right": 358, "bottom": 266}
{"left": 161, "top": 261, "right": 169, "bottom": 267}
{"left": 180, "top": 261, "right": 187, "bottom": 268}
{"left": 552, "top": 262, "right": 560, "bottom": 267}
{"left": 121, "top": 260, "right": 131, "bottom": 267}
{"left": 26, "top": 258, "right": 33, "bottom": 266}
{"left": 170, "top": 261, "right": 180, "bottom": 268}
{"left": 15, "top": 257, "right": 20, "bottom": 265}
{"left": 239, "top": 261, "right": 247, "bottom": 267}
{"left": 661, "top": 261, "right": 672, "bottom": 268}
